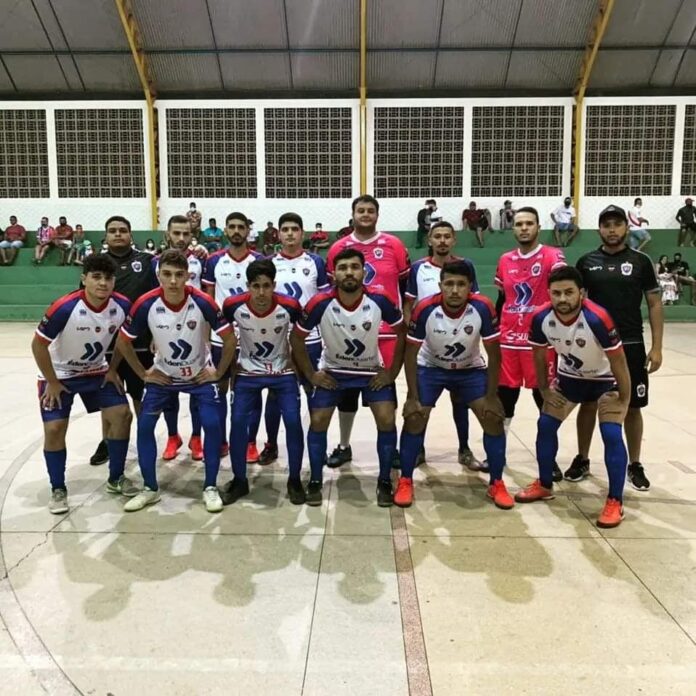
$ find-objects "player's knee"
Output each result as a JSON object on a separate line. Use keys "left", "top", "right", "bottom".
{"left": 44, "top": 419, "right": 67, "bottom": 447}
{"left": 403, "top": 412, "right": 425, "bottom": 434}
{"left": 482, "top": 412, "right": 504, "bottom": 436}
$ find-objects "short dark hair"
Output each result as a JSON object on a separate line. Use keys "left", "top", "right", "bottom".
{"left": 157, "top": 248, "right": 188, "bottom": 271}
{"left": 440, "top": 260, "right": 473, "bottom": 283}
{"left": 429, "top": 221, "right": 455, "bottom": 235}
{"left": 351, "top": 195, "right": 379, "bottom": 213}
{"left": 548, "top": 265, "right": 583, "bottom": 289}
{"left": 674, "top": 252, "right": 682, "bottom": 260}
{"left": 82, "top": 253, "right": 118, "bottom": 277}
{"left": 514, "top": 206, "right": 540, "bottom": 225}
{"left": 167, "top": 214, "right": 190, "bottom": 229}
{"left": 333, "top": 248, "right": 365, "bottom": 267}
{"left": 426, "top": 199, "right": 436, "bottom": 205}
{"left": 209, "top": 218, "right": 216, "bottom": 224}
{"left": 247, "top": 259, "right": 276, "bottom": 283}
{"left": 279, "top": 212, "right": 303, "bottom": 229}
{"left": 105, "top": 215, "right": 131, "bottom": 232}
{"left": 225, "top": 211, "right": 249, "bottom": 226}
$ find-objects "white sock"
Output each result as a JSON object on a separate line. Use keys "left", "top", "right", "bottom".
{"left": 504, "top": 417, "right": 512, "bottom": 435}
{"left": 338, "top": 411, "right": 356, "bottom": 448}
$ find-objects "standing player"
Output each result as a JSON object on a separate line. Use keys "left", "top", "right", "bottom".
{"left": 324, "top": 195, "right": 410, "bottom": 468}
{"left": 116, "top": 250, "right": 235, "bottom": 512}
{"left": 202, "top": 212, "right": 263, "bottom": 458}
{"left": 221, "top": 260, "right": 305, "bottom": 505}
{"left": 31, "top": 254, "right": 134, "bottom": 513}
{"left": 396, "top": 261, "right": 513, "bottom": 509}
{"left": 567, "top": 205, "right": 663, "bottom": 491}
{"left": 290, "top": 249, "right": 405, "bottom": 507}
{"left": 495, "top": 207, "right": 566, "bottom": 480}
{"left": 517, "top": 267, "right": 631, "bottom": 528}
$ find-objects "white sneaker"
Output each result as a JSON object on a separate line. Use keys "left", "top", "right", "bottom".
{"left": 203, "top": 486, "right": 223, "bottom": 513}
{"left": 48, "top": 488, "right": 69, "bottom": 514}
{"left": 106, "top": 475, "right": 139, "bottom": 497}
{"left": 123, "top": 487, "right": 161, "bottom": 512}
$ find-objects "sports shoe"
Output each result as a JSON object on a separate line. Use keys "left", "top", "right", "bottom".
{"left": 564, "top": 455, "right": 590, "bottom": 482}
{"left": 106, "top": 475, "right": 138, "bottom": 497}
{"left": 203, "top": 486, "right": 223, "bottom": 513}
{"left": 188, "top": 436, "right": 204, "bottom": 461}
{"left": 327, "top": 445, "right": 351, "bottom": 469}
{"left": 376, "top": 478, "right": 394, "bottom": 507}
{"left": 246, "top": 442, "right": 260, "bottom": 464}
{"left": 287, "top": 478, "right": 306, "bottom": 505}
{"left": 597, "top": 497, "right": 624, "bottom": 528}
{"left": 487, "top": 480, "right": 515, "bottom": 509}
{"left": 476, "top": 458, "right": 491, "bottom": 474}
{"left": 394, "top": 477, "right": 414, "bottom": 507}
{"left": 48, "top": 488, "right": 69, "bottom": 514}
{"left": 391, "top": 448, "right": 401, "bottom": 470}
{"left": 552, "top": 463, "right": 563, "bottom": 483}
{"left": 416, "top": 448, "right": 426, "bottom": 467}
{"left": 124, "top": 487, "right": 161, "bottom": 512}
{"left": 89, "top": 440, "right": 109, "bottom": 466}
{"left": 258, "top": 442, "right": 279, "bottom": 466}
{"left": 220, "top": 478, "right": 249, "bottom": 505}
{"left": 514, "top": 479, "right": 555, "bottom": 503}
{"left": 628, "top": 462, "right": 650, "bottom": 491}
{"left": 162, "top": 434, "right": 182, "bottom": 461}
{"left": 305, "top": 480, "right": 323, "bottom": 506}
{"left": 220, "top": 442, "right": 229, "bottom": 458}
{"left": 459, "top": 448, "right": 484, "bottom": 471}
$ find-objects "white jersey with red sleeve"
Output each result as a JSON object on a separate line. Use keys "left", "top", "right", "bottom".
{"left": 152, "top": 251, "right": 203, "bottom": 290}
{"left": 528, "top": 299, "right": 622, "bottom": 381}
{"left": 35, "top": 290, "right": 131, "bottom": 380}
{"left": 494, "top": 244, "right": 566, "bottom": 349}
{"left": 120, "top": 286, "right": 231, "bottom": 382}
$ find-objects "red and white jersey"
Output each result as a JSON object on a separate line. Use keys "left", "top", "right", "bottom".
{"left": 35, "top": 290, "right": 131, "bottom": 380}
{"left": 152, "top": 251, "right": 203, "bottom": 290}
{"left": 222, "top": 293, "right": 302, "bottom": 376}
{"left": 495, "top": 244, "right": 566, "bottom": 349}
{"left": 529, "top": 299, "right": 622, "bottom": 381}
{"left": 295, "top": 289, "right": 402, "bottom": 375}
{"left": 121, "top": 286, "right": 231, "bottom": 383}
{"left": 408, "top": 293, "right": 499, "bottom": 370}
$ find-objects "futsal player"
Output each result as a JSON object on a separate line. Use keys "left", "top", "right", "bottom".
{"left": 31, "top": 254, "right": 134, "bottom": 514}
{"left": 290, "top": 248, "right": 405, "bottom": 507}
{"left": 516, "top": 266, "right": 630, "bottom": 528}
{"left": 396, "top": 260, "right": 513, "bottom": 509}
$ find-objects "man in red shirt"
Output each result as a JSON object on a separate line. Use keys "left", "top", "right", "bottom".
{"left": 462, "top": 201, "right": 492, "bottom": 248}
{"left": 0, "top": 215, "right": 26, "bottom": 265}
{"left": 52, "top": 216, "right": 74, "bottom": 266}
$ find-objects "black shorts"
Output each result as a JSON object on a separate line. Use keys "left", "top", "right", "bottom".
{"left": 623, "top": 342, "right": 648, "bottom": 409}
{"left": 108, "top": 350, "right": 153, "bottom": 403}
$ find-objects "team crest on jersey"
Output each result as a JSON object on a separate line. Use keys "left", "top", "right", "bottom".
{"left": 621, "top": 262, "right": 633, "bottom": 276}
{"left": 108, "top": 325, "right": 116, "bottom": 334}
{"left": 303, "top": 268, "right": 310, "bottom": 276}
{"left": 576, "top": 337, "right": 586, "bottom": 347}
{"left": 531, "top": 262, "right": 542, "bottom": 276}
{"left": 637, "top": 383, "right": 646, "bottom": 398}
{"left": 464, "top": 325, "right": 473, "bottom": 335}
{"left": 373, "top": 248, "right": 384, "bottom": 259}
{"left": 131, "top": 261, "right": 142, "bottom": 272}
{"left": 274, "top": 326, "right": 283, "bottom": 334}
{"left": 187, "top": 320, "right": 197, "bottom": 330}
{"left": 362, "top": 321, "right": 372, "bottom": 331}
{"left": 109, "top": 307, "right": 117, "bottom": 315}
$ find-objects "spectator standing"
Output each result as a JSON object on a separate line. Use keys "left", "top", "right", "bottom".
{"left": 0, "top": 215, "right": 26, "bottom": 265}
{"left": 336, "top": 219, "right": 353, "bottom": 240}
{"left": 66, "top": 224, "right": 84, "bottom": 265}
{"left": 33, "top": 217, "right": 55, "bottom": 265}
{"left": 677, "top": 197, "right": 696, "bottom": 246}
{"left": 310, "top": 222, "right": 329, "bottom": 253}
{"left": 628, "top": 198, "right": 651, "bottom": 251}
{"left": 186, "top": 202, "right": 202, "bottom": 237}
{"left": 499, "top": 200, "right": 515, "bottom": 230}
{"left": 416, "top": 199, "right": 436, "bottom": 249}
{"left": 462, "top": 201, "right": 492, "bottom": 248}
{"left": 202, "top": 218, "right": 224, "bottom": 252}
{"left": 551, "top": 197, "right": 578, "bottom": 247}
{"left": 262, "top": 221, "right": 279, "bottom": 255}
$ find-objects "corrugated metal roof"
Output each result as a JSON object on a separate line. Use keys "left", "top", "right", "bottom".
{"left": 506, "top": 50, "right": 583, "bottom": 88}
{"left": 55, "top": 54, "right": 84, "bottom": 91}
{"left": 31, "top": 0, "right": 69, "bottom": 50}
{"left": 286, "top": 0, "right": 359, "bottom": 49}
{"left": 0, "top": 63, "right": 15, "bottom": 92}
{"left": 74, "top": 55, "right": 142, "bottom": 92}
{"left": 602, "top": 0, "right": 684, "bottom": 46}
{"left": 291, "top": 52, "right": 358, "bottom": 89}
{"left": 590, "top": 50, "right": 661, "bottom": 89}
{"left": 50, "top": 0, "right": 128, "bottom": 50}
{"left": 675, "top": 50, "right": 696, "bottom": 86}
{"left": 0, "top": 0, "right": 53, "bottom": 50}
{"left": 434, "top": 50, "right": 509, "bottom": 88}
{"left": 219, "top": 52, "right": 291, "bottom": 90}
{"left": 133, "top": 0, "right": 214, "bottom": 50}
{"left": 514, "top": 0, "right": 596, "bottom": 47}
{"left": 2, "top": 55, "right": 69, "bottom": 91}
{"left": 208, "top": 0, "right": 287, "bottom": 49}
{"left": 439, "top": 0, "right": 521, "bottom": 47}
{"left": 148, "top": 54, "right": 222, "bottom": 91}
{"left": 664, "top": 0, "right": 696, "bottom": 44}
{"left": 369, "top": 0, "right": 441, "bottom": 48}
{"left": 368, "top": 51, "right": 436, "bottom": 89}
{"left": 650, "top": 49, "right": 685, "bottom": 86}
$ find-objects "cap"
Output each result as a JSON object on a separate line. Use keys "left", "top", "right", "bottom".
{"left": 598, "top": 204, "right": 627, "bottom": 224}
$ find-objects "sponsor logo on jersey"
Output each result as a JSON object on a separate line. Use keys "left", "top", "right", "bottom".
{"left": 549, "top": 319, "right": 556, "bottom": 327}
{"left": 79, "top": 309, "right": 87, "bottom": 316}
{"left": 187, "top": 320, "right": 197, "bottom": 330}
{"left": 565, "top": 340, "right": 571, "bottom": 345}
{"left": 76, "top": 326, "right": 90, "bottom": 332}
{"left": 362, "top": 304, "right": 370, "bottom": 312}
{"left": 350, "top": 325, "right": 356, "bottom": 331}
{"left": 95, "top": 326, "right": 101, "bottom": 333}
{"left": 240, "top": 311, "right": 250, "bottom": 319}
{"left": 156, "top": 324, "right": 170, "bottom": 329}
{"left": 131, "top": 261, "right": 142, "bottom": 272}
{"left": 156, "top": 306, "right": 166, "bottom": 314}
{"left": 176, "top": 324, "right": 182, "bottom": 330}
{"left": 576, "top": 337, "right": 586, "bottom": 347}
{"left": 435, "top": 312, "right": 444, "bottom": 319}
{"left": 332, "top": 306, "right": 341, "bottom": 314}
{"left": 261, "top": 328, "right": 267, "bottom": 334}
{"left": 577, "top": 321, "right": 584, "bottom": 328}
{"left": 531, "top": 262, "right": 542, "bottom": 277}
{"left": 621, "top": 262, "right": 633, "bottom": 276}
{"left": 588, "top": 265, "right": 602, "bottom": 271}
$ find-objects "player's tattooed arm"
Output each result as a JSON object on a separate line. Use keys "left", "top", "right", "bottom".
{"left": 31, "top": 335, "right": 70, "bottom": 409}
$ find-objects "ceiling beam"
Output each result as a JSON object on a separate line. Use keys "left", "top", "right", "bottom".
{"left": 359, "top": 0, "right": 367, "bottom": 195}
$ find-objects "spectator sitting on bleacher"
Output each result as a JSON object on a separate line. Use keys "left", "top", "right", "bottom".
{"left": 52, "top": 216, "right": 74, "bottom": 265}
{"left": 66, "top": 224, "right": 84, "bottom": 265}
{"left": 551, "top": 197, "right": 578, "bottom": 247}
{"left": 143, "top": 239, "right": 157, "bottom": 255}
{"left": 0, "top": 215, "right": 26, "bottom": 266}
{"left": 667, "top": 252, "right": 696, "bottom": 304}
{"left": 628, "top": 197, "right": 651, "bottom": 251}
{"left": 202, "top": 218, "right": 224, "bottom": 252}
{"left": 499, "top": 200, "right": 515, "bottom": 230}
{"left": 336, "top": 219, "right": 353, "bottom": 240}
{"left": 462, "top": 201, "right": 491, "bottom": 248}
{"left": 32, "top": 217, "right": 55, "bottom": 265}
{"left": 310, "top": 222, "right": 330, "bottom": 253}
{"left": 677, "top": 197, "right": 696, "bottom": 247}
{"left": 656, "top": 255, "right": 678, "bottom": 305}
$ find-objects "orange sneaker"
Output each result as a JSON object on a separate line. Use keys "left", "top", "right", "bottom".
{"left": 188, "top": 435, "right": 204, "bottom": 461}
{"left": 246, "top": 442, "right": 260, "bottom": 464}
{"left": 393, "top": 477, "right": 414, "bottom": 507}
{"left": 220, "top": 442, "right": 229, "bottom": 458}
{"left": 597, "top": 497, "right": 624, "bottom": 528}
{"left": 514, "top": 479, "right": 554, "bottom": 503}
{"left": 487, "top": 480, "right": 515, "bottom": 509}
{"left": 162, "top": 434, "right": 182, "bottom": 461}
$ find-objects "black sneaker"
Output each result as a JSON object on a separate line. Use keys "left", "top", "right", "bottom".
{"left": 305, "top": 480, "right": 323, "bottom": 506}
{"left": 287, "top": 478, "right": 306, "bottom": 505}
{"left": 628, "top": 462, "right": 650, "bottom": 491}
{"left": 220, "top": 477, "right": 250, "bottom": 505}
{"left": 327, "top": 445, "right": 352, "bottom": 469}
{"left": 416, "top": 447, "right": 426, "bottom": 467}
{"left": 89, "top": 440, "right": 109, "bottom": 466}
{"left": 376, "top": 479, "right": 393, "bottom": 507}
{"left": 564, "top": 455, "right": 590, "bottom": 482}
{"left": 258, "top": 442, "right": 279, "bottom": 466}
{"left": 552, "top": 463, "right": 563, "bottom": 483}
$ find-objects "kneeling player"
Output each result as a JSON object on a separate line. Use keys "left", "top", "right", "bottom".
{"left": 396, "top": 261, "right": 512, "bottom": 509}
{"left": 221, "top": 260, "right": 305, "bottom": 505}
{"left": 116, "top": 250, "right": 236, "bottom": 513}
{"left": 31, "top": 254, "right": 134, "bottom": 514}
{"left": 515, "top": 267, "right": 630, "bottom": 528}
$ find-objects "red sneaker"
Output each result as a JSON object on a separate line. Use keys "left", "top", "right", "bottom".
{"left": 597, "top": 497, "right": 624, "bottom": 528}
{"left": 514, "top": 479, "right": 554, "bottom": 503}
{"left": 246, "top": 442, "right": 260, "bottom": 464}
{"left": 188, "top": 435, "right": 204, "bottom": 461}
{"left": 393, "top": 477, "right": 414, "bottom": 507}
{"left": 487, "top": 480, "right": 514, "bottom": 509}
{"left": 220, "top": 442, "right": 229, "bottom": 458}
{"left": 162, "top": 434, "right": 182, "bottom": 461}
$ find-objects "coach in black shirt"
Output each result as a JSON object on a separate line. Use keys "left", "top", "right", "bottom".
{"left": 568, "top": 205, "right": 663, "bottom": 491}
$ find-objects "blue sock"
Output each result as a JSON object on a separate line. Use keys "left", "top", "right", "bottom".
{"left": 163, "top": 401, "right": 179, "bottom": 437}
{"left": 399, "top": 430, "right": 424, "bottom": 478}
{"left": 106, "top": 438, "right": 129, "bottom": 483}
{"left": 536, "top": 413, "right": 561, "bottom": 489}
{"left": 44, "top": 449, "right": 67, "bottom": 490}
{"left": 199, "top": 402, "right": 222, "bottom": 488}
{"left": 600, "top": 422, "right": 628, "bottom": 502}
{"left": 190, "top": 400, "right": 201, "bottom": 438}
{"left": 282, "top": 410, "right": 304, "bottom": 481}
{"left": 219, "top": 394, "right": 229, "bottom": 446}
{"left": 247, "top": 393, "right": 262, "bottom": 444}
{"left": 265, "top": 395, "right": 281, "bottom": 447}
{"left": 136, "top": 412, "right": 160, "bottom": 490}
{"left": 483, "top": 432, "right": 506, "bottom": 484}
{"left": 453, "top": 402, "right": 470, "bottom": 451}
{"left": 307, "top": 429, "right": 327, "bottom": 482}
{"left": 377, "top": 429, "right": 397, "bottom": 481}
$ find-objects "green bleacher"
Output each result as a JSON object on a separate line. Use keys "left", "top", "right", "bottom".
{"left": 2, "top": 228, "right": 695, "bottom": 322}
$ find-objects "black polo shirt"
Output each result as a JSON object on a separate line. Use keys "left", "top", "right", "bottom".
{"left": 576, "top": 246, "right": 659, "bottom": 344}
{"left": 677, "top": 205, "right": 696, "bottom": 227}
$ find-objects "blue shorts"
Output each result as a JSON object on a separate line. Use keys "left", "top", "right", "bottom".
{"left": 417, "top": 366, "right": 488, "bottom": 407}
{"left": 211, "top": 344, "right": 235, "bottom": 379}
{"left": 309, "top": 372, "right": 396, "bottom": 410}
{"left": 628, "top": 228, "right": 651, "bottom": 248}
{"left": 556, "top": 222, "right": 573, "bottom": 231}
{"left": 298, "top": 341, "right": 323, "bottom": 389}
{"left": 232, "top": 374, "right": 300, "bottom": 413}
{"left": 38, "top": 374, "right": 128, "bottom": 422}
{"left": 141, "top": 381, "right": 221, "bottom": 415}
{"left": 557, "top": 376, "right": 617, "bottom": 404}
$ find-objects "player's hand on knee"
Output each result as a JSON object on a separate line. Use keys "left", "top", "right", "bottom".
{"left": 102, "top": 369, "right": 125, "bottom": 394}
{"left": 311, "top": 370, "right": 337, "bottom": 390}
{"left": 402, "top": 398, "right": 425, "bottom": 421}
{"left": 41, "top": 380, "right": 70, "bottom": 410}
{"left": 194, "top": 366, "right": 218, "bottom": 384}
{"left": 542, "top": 386, "right": 567, "bottom": 409}
{"left": 369, "top": 368, "right": 393, "bottom": 390}
{"left": 144, "top": 367, "right": 172, "bottom": 386}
